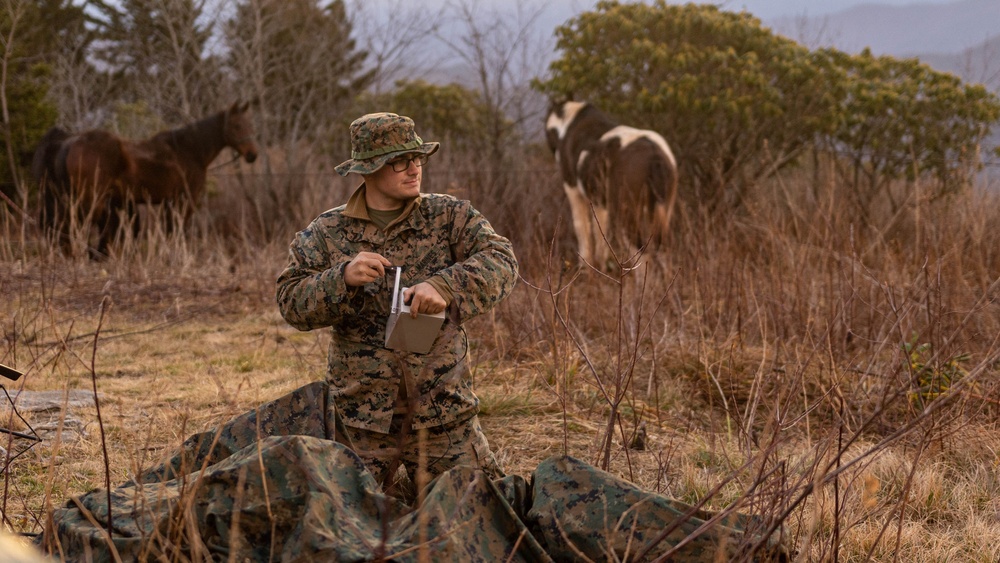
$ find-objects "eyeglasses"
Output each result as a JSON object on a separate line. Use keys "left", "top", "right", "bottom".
{"left": 388, "top": 154, "right": 429, "bottom": 172}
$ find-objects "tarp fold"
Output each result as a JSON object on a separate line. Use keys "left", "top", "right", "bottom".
{"left": 40, "top": 382, "right": 787, "bottom": 562}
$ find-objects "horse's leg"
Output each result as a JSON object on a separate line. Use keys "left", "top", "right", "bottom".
{"left": 639, "top": 201, "right": 674, "bottom": 275}
{"left": 39, "top": 178, "right": 66, "bottom": 252}
{"left": 120, "top": 192, "right": 141, "bottom": 244}
{"left": 38, "top": 177, "right": 55, "bottom": 232}
{"left": 54, "top": 190, "right": 74, "bottom": 257}
{"left": 587, "top": 165, "right": 614, "bottom": 270}
{"left": 98, "top": 194, "right": 142, "bottom": 259}
{"left": 643, "top": 154, "right": 678, "bottom": 259}
{"left": 59, "top": 193, "right": 75, "bottom": 256}
{"left": 159, "top": 201, "right": 182, "bottom": 235}
{"left": 38, "top": 163, "right": 75, "bottom": 255}
{"left": 651, "top": 201, "right": 672, "bottom": 249}
{"left": 132, "top": 203, "right": 142, "bottom": 240}
{"left": 93, "top": 200, "right": 117, "bottom": 260}
{"left": 174, "top": 195, "right": 197, "bottom": 235}
{"left": 171, "top": 202, "right": 183, "bottom": 235}
{"left": 591, "top": 204, "right": 612, "bottom": 270}
{"left": 61, "top": 177, "right": 96, "bottom": 258}
{"left": 93, "top": 188, "right": 131, "bottom": 260}
{"left": 564, "top": 183, "right": 594, "bottom": 265}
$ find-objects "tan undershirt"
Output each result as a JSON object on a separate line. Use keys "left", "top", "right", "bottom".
{"left": 366, "top": 206, "right": 404, "bottom": 230}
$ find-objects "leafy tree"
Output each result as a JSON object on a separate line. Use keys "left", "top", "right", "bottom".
{"left": 17, "top": 0, "right": 90, "bottom": 63}
{"left": 0, "top": 0, "right": 86, "bottom": 199}
{"left": 534, "top": 0, "right": 837, "bottom": 212}
{"left": 357, "top": 79, "right": 497, "bottom": 156}
{"left": 816, "top": 48, "right": 1000, "bottom": 217}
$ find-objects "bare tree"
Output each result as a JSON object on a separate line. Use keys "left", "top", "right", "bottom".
{"left": 347, "top": 0, "right": 447, "bottom": 96}
{"left": 422, "top": 0, "right": 553, "bottom": 216}
{"left": 47, "top": 43, "right": 118, "bottom": 131}
{"left": 958, "top": 35, "right": 1000, "bottom": 92}
{"left": 222, "top": 0, "right": 372, "bottom": 235}
{"left": 0, "top": 0, "right": 27, "bottom": 195}
{"left": 226, "top": 0, "right": 370, "bottom": 152}
{"left": 438, "top": 0, "right": 551, "bottom": 154}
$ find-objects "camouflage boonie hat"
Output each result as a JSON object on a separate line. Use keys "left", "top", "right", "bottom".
{"left": 335, "top": 112, "right": 440, "bottom": 176}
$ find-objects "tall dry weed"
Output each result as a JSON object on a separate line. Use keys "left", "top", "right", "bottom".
{"left": 1, "top": 147, "right": 1000, "bottom": 560}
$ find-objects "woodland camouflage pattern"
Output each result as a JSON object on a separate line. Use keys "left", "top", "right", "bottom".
{"left": 38, "top": 382, "right": 790, "bottom": 562}
{"left": 276, "top": 189, "right": 518, "bottom": 435}
{"left": 334, "top": 112, "right": 440, "bottom": 176}
{"left": 340, "top": 408, "right": 504, "bottom": 490}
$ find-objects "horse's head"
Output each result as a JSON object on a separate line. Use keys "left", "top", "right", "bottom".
{"left": 224, "top": 101, "right": 259, "bottom": 163}
{"left": 545, "top": 98, "right": 588, "bottom": 154}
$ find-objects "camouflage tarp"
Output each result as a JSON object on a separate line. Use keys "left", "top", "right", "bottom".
{"left": 38, "top": 382, "right": 788, "bottom": 562}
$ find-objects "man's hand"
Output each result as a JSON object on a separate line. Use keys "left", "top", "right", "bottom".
{"left": 344, "top": 252, "right": 392, "bottom": 287}
{"left": 403, "top": 282, "right": 446, "bottom": 318}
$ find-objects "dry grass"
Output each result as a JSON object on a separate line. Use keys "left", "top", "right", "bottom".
{"left": 2, "top": 156, "right": 1000, "bottom": 561}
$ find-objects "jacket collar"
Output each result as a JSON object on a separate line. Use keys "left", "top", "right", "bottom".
{"left": 342, "top": 183, "right": 425, "bottom": 240}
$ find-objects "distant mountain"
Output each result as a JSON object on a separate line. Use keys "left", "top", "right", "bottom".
{"left": 914, "top": 35, "right": 1000, "bottom": 90}
{"left": 764, "top": 0, "right": 1000, "bottom": 91}
{"left": 417, "top": 0, "right": 1000, "bottom": 92}
{"left": 722, "top": 0, "right": 944, "bottom": 19}
{"left": 766, "top": 0, "right": 1000, "bottom": 56}
{"left": 917, "top": 34, "right": 1000, "bottom": 165}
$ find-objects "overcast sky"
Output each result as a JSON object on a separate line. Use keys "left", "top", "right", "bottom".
{"left": 412, "top": 1, "right": 964, "bottom": 26}
{"left": 540, "top": 0, "right": 959, "bottom": 20}
{"left": 364, "top": 0, "right": 991, "bottom": 86}
{"left": 469, "top": 0, "right": 965, "bottom": 34}
{"left": 716, "top": 0, "right": 954, "bottom": 19}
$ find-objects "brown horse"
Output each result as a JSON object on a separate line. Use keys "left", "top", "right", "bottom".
{"left": 33, "top": 101, "right": 259, "bottom": 258}
{"left": 546, "top": 100, "right": 678, "bottom": 270}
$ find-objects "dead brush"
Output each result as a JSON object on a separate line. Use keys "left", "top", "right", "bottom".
{"left": 2, "top": 151, "right": 1000, "bottom": 560}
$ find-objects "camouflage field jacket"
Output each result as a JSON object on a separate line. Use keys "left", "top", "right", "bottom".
{"left": 276, "top": 186, "right": 518, "bottom": 433}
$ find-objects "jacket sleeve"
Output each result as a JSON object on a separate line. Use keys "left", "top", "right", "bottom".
{"left": 275, "top": 223, "right": 364, "bottom": 331}
{"left": 436, "top": 200, "right": 518, "bottom": 323}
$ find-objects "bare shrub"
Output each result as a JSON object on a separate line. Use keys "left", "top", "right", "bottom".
{"left": 3, "top": 141, "right": 1000, "bottom": 559}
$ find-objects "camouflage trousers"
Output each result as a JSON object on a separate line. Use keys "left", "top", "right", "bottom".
{"left": 342, "top": 413, "right": 504, "bottom": 493}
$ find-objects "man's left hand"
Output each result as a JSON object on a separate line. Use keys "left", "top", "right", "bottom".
{"left": 403, "top": 283, "right": 446, "bottom": 318}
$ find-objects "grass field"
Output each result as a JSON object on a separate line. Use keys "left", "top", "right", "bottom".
{"left": 2, "top": 163, "right": 1000, "bottom": 561}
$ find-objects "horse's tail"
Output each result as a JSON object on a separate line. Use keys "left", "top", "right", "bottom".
{"left": 31, "top": 127, "right": 71, "bottom": 230}
{"left": 31, "top": 127, "right": 70, "bottom": 185}
{"left": 646, "top": 149, "right": 679, "bottom": 247}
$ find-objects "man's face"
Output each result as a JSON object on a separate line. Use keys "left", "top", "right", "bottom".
{"left": 364, "top": 153, "right": 424, "bottom": 211}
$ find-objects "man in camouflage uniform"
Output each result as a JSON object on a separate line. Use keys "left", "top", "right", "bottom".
{"left": 276, "top": 113, "right": 518, "bottom": 493}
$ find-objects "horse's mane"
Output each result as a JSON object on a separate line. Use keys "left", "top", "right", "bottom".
{"left": 573, "top": 103, "right": 617, "bottom": 133}
{"left": 151, "top": 110, "right": 227, "bottom": 165}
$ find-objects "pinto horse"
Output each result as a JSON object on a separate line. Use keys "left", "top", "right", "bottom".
{"left": 545, "top": 101, "right": 678, "bottom": 269}
{"left": 32, "top": 101, "right": 258, "bottom": 258}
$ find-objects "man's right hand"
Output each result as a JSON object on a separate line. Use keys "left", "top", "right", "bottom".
{"left": 344, "top": 252, "right": 392, "bottom": 287}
